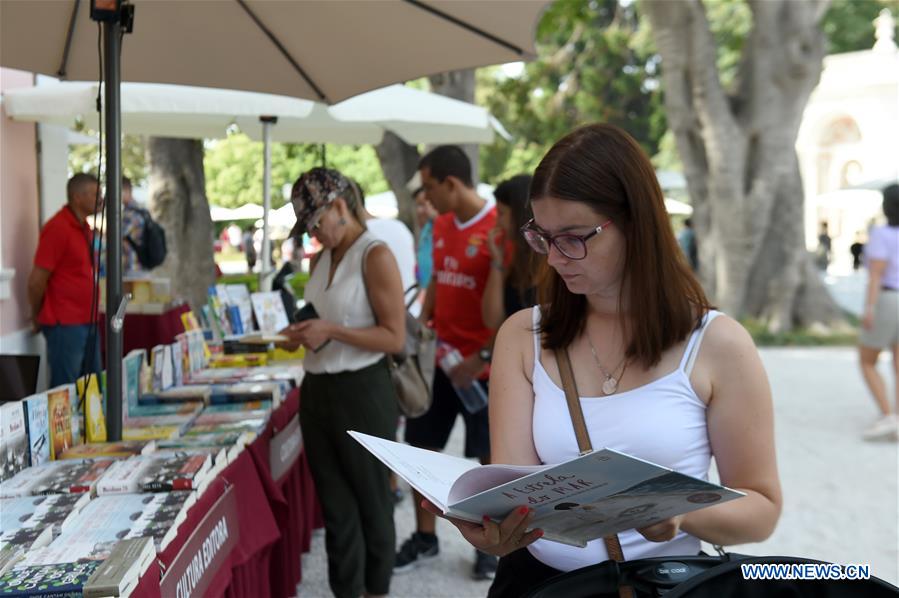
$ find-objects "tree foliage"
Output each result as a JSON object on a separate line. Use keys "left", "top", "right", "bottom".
{"left": 68, "top": 124, "right": 148, "bottom": 185}
{"left": 202, "top": 133, "right": 388, "bottom": 209}
{"left": 478, "top": 0, "right": 667, "bottom": 183}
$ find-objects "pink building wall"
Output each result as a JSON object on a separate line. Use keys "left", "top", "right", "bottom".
{"left": 0, "top": 68, "right": 40, "bottom": 337}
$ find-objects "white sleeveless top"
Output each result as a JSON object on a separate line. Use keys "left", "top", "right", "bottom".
{"left": 528, "top": 307, "right": 722, "bottom": 572}
{"left": 302, "top": 231, "right": 383, "bottom": 374}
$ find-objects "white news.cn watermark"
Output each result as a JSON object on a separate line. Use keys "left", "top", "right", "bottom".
{"left": 741, "top": 563, "right": 871, "bottom": 581}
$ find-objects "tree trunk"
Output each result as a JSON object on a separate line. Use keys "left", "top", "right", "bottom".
{"left": 643, "top": 0, "right": 844, "bottom": 332}
{"left": 147, "top": 138, "right": 215, "bottom": 312}
{"left": 374, "top": 131, "right": 420, "bottom": 233}
{"left": 428, "top": 68, "right": 480, "bottom": 184}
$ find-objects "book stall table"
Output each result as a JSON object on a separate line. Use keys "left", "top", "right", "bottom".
{"left": 129, "top": 388, "right": 321, "bottom": 598}
{"left": 100, "top": 302, "right": 191, "bottom": 356}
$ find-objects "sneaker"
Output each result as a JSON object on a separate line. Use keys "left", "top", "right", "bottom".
{"left": 472, "top": 549, "right": 498, "bottom": 580}
{"left": 863, "top": 415, "right": 898, "bottom": 441}
{"left": 394, "top": 532, "right": 439, "bottom": 573}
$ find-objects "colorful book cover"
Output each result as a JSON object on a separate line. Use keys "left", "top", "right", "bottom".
{"left": 57, "top": 441, "right": 154, "bottom": 461}
{"left": 250, "top": 291, "right": 289, "bottom": 335}
{"left": 46, "top": 386, "right": 74, "bottom": 460}
{"left": 0, "top": 560, "right": 103, "bottom": 595}
{"left": 0, "top": 463, "right": 65, "bottom": 499}
{"left": 139, "top": 454, "right": 211, "bottom": 492}
{"left": 0, "top": 494, "right": 90, "bottom": 536}
{"left": 22, "top": 394, "right": 50, "bottom": 468}
{"left": 0, "top": 403, "right": 28, "bottom": 483}
{"left": 194, "top": 410, "right": 269, "bottom": 426}
{"left": 227, "top": 305, "right": 244, "bottom": 335}
{"left": 202, "top": 400, "right": 272, "bottom": 414}
{"left": 180, "top": 311, "right": 201, "bottom": 331}
{"left": 169, "top": 342, "right": 183, "bottom": 387}
{"left": 29, "top": 459, "right": 115, "bottom": 496}
{"left": 186, "top": 420, "right": 266, "bottom": 437}
{"left": 156, "top": 431, "right": 248, "bottom": 450}
{"left": 122, "top": 425, "right": 181, "bottom": 442}
{"left": 76, "top": 374, "right": 107, "bottom": 444}
{"left": 225, "top": 284, "right": 255, "bottom": 333}
{"left": 125, "top": 350, "right": 199, "bottom": 417}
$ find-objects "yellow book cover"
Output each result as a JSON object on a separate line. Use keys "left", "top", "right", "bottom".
{"left": 46, "top": 386, "right": 73, "bottom": 460}
{"left": 123, "top": 425, "right": 181, "bottom": 441}
{"left": 181, "top": 311, "right": 201, "bottom": 331}
{"left": 76, "top": 373, "right": 107, "bottom": 444}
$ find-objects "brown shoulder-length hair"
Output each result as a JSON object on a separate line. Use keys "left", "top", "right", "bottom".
{"left": 532, "top": 123, "right": 710, "bottom": 367}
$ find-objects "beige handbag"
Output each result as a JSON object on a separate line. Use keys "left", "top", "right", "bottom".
{"left": 363, "top": 242, "right": 436, "bottom": 418}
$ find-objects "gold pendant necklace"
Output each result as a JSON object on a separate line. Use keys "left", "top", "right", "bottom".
{"left": 587, "top": 335, "right": 628, "bottom": 395}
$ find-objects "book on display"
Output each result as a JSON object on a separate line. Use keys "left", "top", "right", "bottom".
{"left": 28, "top": 459, "right": 115, "bottom": 496}
{"left": 23, "top": 394, "right": 50, "bottom": 467}
{"left": 57, "top": 441, "right": 156, "bottom": 460}
{"left": 350, "top": 432, "right": 744, "bottom": 548}
{"left": 46, "top": 386, "right": 74, "bottom": 460}
{"left": 250, "top": 291, "right": 289, "bottom": 335}
{"left": 82, "top": 537, "right": 155, "bottom": 598}
{"left": 75, "top": 374, "right": 107, "bottom": 444}
{"left": 0, "top": 402, "right": 28, "bottom": 483}
{"left": 0, "top": 493, "right": 91, "bottom": 536}
{"left": 0, "top": 557, "right": 102, "bottom": 596}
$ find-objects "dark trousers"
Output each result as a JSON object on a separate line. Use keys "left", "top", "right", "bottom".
{"left": 300, "top": 358, "right": 399, "bottom": 598}
{"left": 42, "top": 324, "right": 100, "bottom": 387}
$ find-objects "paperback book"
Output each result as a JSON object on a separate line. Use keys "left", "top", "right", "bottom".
{"left": 22, "top": 394, "right": 50, "bottom": 467}
{"left": 46, "top": 386, "right": 74, "bottom": 460}
{"left": 57, "top": 441, "right": 155, "bottom": 460}
{"left": 82, "top": 537, "right": 155, "bottom": 598}
{"left": 29, "top": 459, "right": 115, "bottom": 496}
{"left": 0, "top": 493, "right": 90, "bottom": 536}
{"left": 75, "top": 374, "right": 107, "bottom": 444}
{"left": 350, "top": 432, "right": 744, "bottom": 548}
{"left": 0, "top": 402, "right": 28, "bottom": 483}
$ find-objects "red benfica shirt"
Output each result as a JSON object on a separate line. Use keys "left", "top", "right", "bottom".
{"left": 431, "top": 203, "right": 496, "bottom": 360}
{"left": 34, "top": 206, "right": 95, "bottom": 325}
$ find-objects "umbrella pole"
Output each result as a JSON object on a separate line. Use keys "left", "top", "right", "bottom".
{"left": 259, "top": 116, "right": 277, "bottom": 292}
{"left": 104, "top": 18, "right": 124, "bottom": 441}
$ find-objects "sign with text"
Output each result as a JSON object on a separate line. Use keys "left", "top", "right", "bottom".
{"left": 269, "top": 414, "right": 303, "bottom": 482}
{"left": 160, "top": 486, "right": 239, "bottom": 598}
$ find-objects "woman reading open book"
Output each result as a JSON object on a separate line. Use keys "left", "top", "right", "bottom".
{"left": 423, "top": 124, "right": 782, "bottom": 597}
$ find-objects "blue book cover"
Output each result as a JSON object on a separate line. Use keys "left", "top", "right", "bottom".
{"left": 0, "top": 560, "right": 101, "bottom": 597}
{"left": 23, "top": 394, "right": 50, "bottom": 467}
{"left": 227, "top": 305, "right": 244, "bottom": 335}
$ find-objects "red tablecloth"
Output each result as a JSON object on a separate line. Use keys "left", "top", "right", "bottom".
{"left": 100, "top": 303, "right": 190, "bottom": 357}
{"left": 248, "top": 388, "right": 323, "bottom": 598}
{"left": 132, "top": 386, "right": 322, "bottom": 598}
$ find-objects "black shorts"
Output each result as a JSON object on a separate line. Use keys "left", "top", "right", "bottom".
{"left": 404, "top": 367, "right": 490, "bottom": 459}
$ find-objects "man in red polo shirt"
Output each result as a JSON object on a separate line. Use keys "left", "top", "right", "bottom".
{"left": 27, "top": 173, "right": 101, "bottom": 387}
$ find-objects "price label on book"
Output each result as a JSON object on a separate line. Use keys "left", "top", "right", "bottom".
{"left": 269, "top": 415, "right": 302, "bottom": 482}
{"left": 160, "top": 485, "right": 239, "bottom": 598}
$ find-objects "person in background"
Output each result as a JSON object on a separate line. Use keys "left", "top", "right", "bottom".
{"left": 121, "top": 177, "right": 146, "bottom": 274}
{"left": 28, "top": 173, "right": 102, "bottom": 387}
{"left": 816, "top": 222, "right": 832, "bottom": 271}
{"left": 677, "top": 217, "right": 699, "bottom": 272}
{"left": 242, "top": 226, "right": 257, "bottom": 272}
{"left": 279, "top": 168, "right": 405, "bottom": 598}
{"left": 358, "top": 180, "right": 417, "bottom": 302}
{"left": 858, "top": 184, "right": 899, "bottom": 441}
{"left": 412, "top": 174, "right": 439, "bottom": 291}
{"left": 396, "top": 145, "right": 499, "bottom": 581}
{"left": 422, "top": 124, "right": 781, "bottom": 597}
{"left": 850, "top": 231, "right": 866, "bottom": 271}
{"left": 482, "top": 174, "right": 537, "bottom": 331}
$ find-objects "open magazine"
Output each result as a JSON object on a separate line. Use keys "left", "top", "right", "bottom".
{"left": 350, "top": 432, "right": 744, "bottom": 548}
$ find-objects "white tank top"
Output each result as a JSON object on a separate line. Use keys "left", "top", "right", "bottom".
{"left": 527, "top": 306, "right": 721, "bottom": 571}
{"left": 302, "top": 231, "right": 383, "bottom": 374}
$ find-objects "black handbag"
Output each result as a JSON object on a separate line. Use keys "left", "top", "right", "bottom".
{"left": 527, "top": 349, "right": 899, "bottom": 598}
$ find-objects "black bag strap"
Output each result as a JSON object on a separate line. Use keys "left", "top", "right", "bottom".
{"left": 554, "top": 347, "right": 633, "bottom": 598}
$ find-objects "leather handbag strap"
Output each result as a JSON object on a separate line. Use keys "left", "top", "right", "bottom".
{"left": 554, "top": 348, "right": 633, "bottom": 598}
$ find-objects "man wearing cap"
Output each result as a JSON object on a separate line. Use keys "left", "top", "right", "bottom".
{"left": 28, "top": 173, "right": 102, "bottom": 386}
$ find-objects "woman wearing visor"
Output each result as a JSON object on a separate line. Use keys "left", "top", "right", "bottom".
{"left": 280, "top": 168, "right": 405, "bottom": 598}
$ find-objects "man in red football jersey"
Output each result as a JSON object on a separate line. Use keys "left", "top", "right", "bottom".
{"left": 396, "top": 146, "right": 499, "bottom": 580}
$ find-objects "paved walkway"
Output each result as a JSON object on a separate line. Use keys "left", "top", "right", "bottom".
{"left": 297, "top": 344, "right": 898, "bottom": 596}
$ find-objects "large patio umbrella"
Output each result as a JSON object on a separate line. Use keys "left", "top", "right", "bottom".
{"left": 0, "top": 0, "right": 550, "bottom": 440}
{"left": 4, "top": 79, "right": 510, "bottom": 282}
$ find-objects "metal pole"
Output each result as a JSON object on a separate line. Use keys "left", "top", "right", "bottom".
{"left": 259, "top": 115, "right": 277, "bottom": 292}
{"left": 104, "top": 18, "right": 123, "bottom": 441}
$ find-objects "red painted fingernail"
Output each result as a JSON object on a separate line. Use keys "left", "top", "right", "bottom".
{"left": 536, "top": 530, "right": 544, "bottom": 538}
{"left": 518, "top": 506, "right": 529, "bottom": 516}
